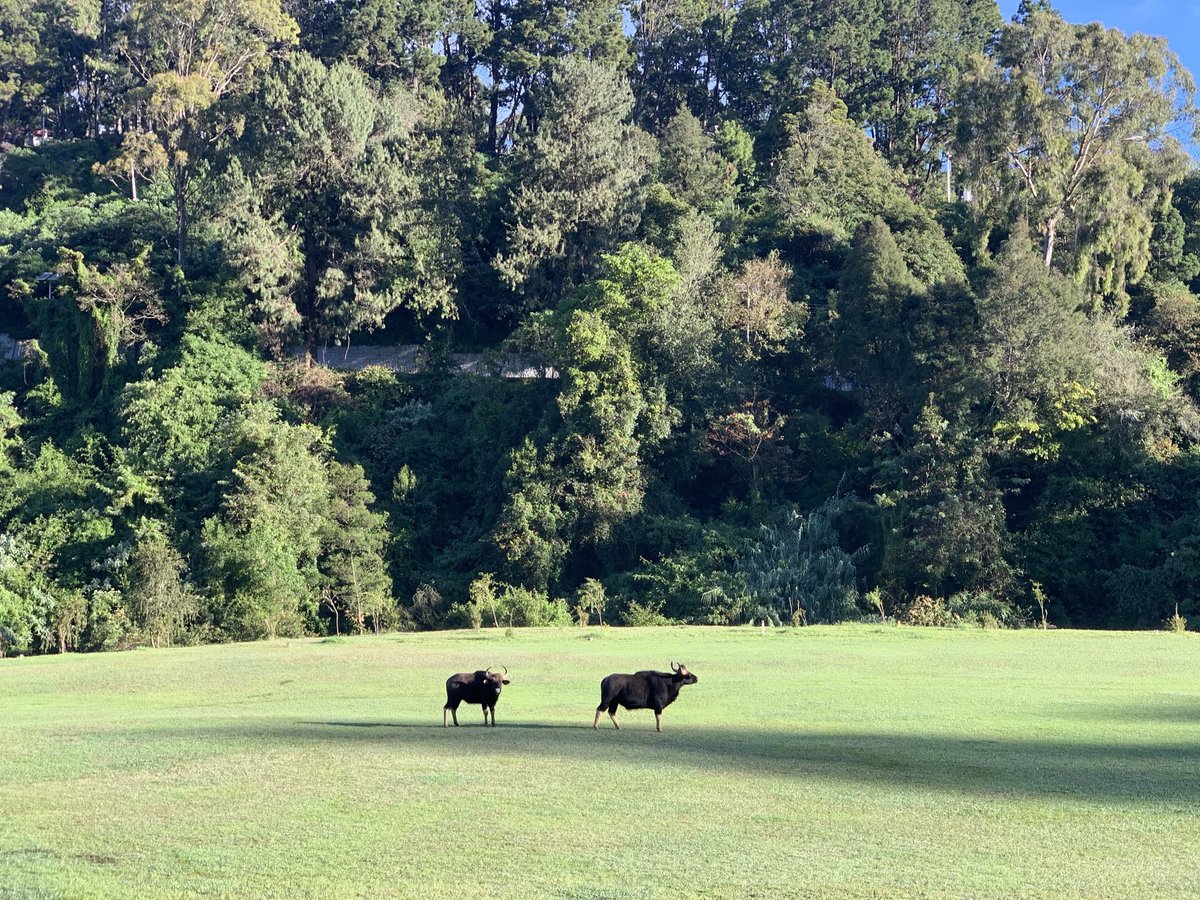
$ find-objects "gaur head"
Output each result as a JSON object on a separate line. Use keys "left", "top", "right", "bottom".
{"left": 670, "top": 661, "right": 698, "bottom": 685}
{"left": 480, "top": 665, "right": 510, "bottom": 697}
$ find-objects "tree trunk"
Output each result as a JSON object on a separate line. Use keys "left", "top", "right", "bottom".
{"left": 174, "top": 165, "right": 188, "bottom": 268}
{"left": 487, "top": 0, "right": 502, "bottom": 155}
{"left": 1043, "top": 213, "right": 1058, "bottom": 270}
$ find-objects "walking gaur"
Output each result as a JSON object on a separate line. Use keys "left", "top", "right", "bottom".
{"left": 593, "top": 662, "right": 698, "bottom": 732}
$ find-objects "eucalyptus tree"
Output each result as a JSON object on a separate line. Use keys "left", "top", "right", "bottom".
{"left": 955, "top": 7, "right": 1195, "bottom": 310}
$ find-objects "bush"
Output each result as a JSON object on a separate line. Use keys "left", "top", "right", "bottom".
{"left": 740, "top": 496, "right": 866, "bottom": 624}
{"left": 495, "top": 585, "right": 572, "bottom": 627}
{"left": 901, "top": 591, "right": 1023, "bottom": 628}
{"left": 408, "top": 583, "right": 445, "bottom": 629}
{"left": 446, "top": 601, "right": 484, "bottom": 630}
{"left": 902, "top": 594, "right": 953, "bottom": 627}
{"left": 622, "top": 598, "right": 671, "bottom": 626}
{"left": 947, "top": 591, "right": 1024, "bottom": 628}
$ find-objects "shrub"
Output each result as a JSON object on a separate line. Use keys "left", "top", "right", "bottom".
{"left": 740, "top": 496, "right": 866, "bottom": 624}
{"left": 901, "top": 591, "right": 1023, "bottom": 628}
{"left": 576, "top": 578, "right": 607, "bottom": 626}
{"left": 408, "top": 583, "right": 444, "bottom": 629}
{"left": 947, "top": 591, "right": 1024, "bottom": 628}
{"left": 623, "top": 598, "right": 671, "bottom": 626}
{"left": 902, "top": 594, "right": 953, "bottom": 627}
{"left": 1166, "top": 604, "right": 1188, "bottom": 634}
{"left": 469, "top": 573, "right": 501, "bottom": 628}
{"left": 446, "top": 601, "right": 484, "bottom": 630}
{"left": 495, "top": 585, "right": 572, "bottom": 627}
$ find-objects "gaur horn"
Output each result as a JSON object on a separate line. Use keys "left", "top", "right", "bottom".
{"left": 670, "top": 661, "right": 679, "bottom": 672}
{"left": 501, "top": 665, "right": 508, "bottom": 675}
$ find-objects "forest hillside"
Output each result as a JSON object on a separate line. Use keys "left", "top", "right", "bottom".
{"left": 3, "top": 0, "right": 1200, "bottom": 652}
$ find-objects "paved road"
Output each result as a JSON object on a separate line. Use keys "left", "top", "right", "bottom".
{"left": 0, "top": 334, "right": 554, "bottom": 379}
{"left": 295, "top": 343, "right": 555, "bottom": 378}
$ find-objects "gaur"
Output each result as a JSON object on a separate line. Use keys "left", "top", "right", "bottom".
{"left": 593, "top": 662, "right": 698, "bottom": 732}
{"left": 443, "top": 666, "right": 509, "bottom": 727}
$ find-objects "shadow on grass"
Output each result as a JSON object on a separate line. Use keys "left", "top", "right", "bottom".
{"left": 163, "top": 717, "right": 1200, "bottom": 805}
{"left": 306, "top": 721, "right": 575, "bottom": 730}
{"left": 1070, "top": 702, "right": 1200, "bottom": 724}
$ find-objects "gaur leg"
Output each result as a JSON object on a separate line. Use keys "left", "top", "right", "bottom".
{"left": 593, "top": 705, "right": 605, "bottom": 729}
{"left": 488, "top": 704, "right": 496, "bottom": 726}
{"left": 445, "top": 700, "right": 460, "bottom": 726}
{"left": 608, "top": 701, "right": 621, "bottom": 730}
{"left": 443, "top": 707, "right": 448, "bottom": 728}
{"left": 654, "top": 709, "right": 663, "bottom": 732}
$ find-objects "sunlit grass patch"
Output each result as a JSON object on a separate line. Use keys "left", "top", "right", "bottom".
{"left": 2, "top": 625, "right": 1199, "bottom": 898}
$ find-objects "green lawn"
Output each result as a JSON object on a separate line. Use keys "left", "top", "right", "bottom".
{"left": 2, "top": 625, "right": 1199, "bottom": 898}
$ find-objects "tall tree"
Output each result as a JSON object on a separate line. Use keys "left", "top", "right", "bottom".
{"left": 494, "top": 57, "right": 654, "bottom": 311}
{"left": 975, "top": 221, "right": 1094, "bottom": 461}
{"left": 495, "top": 244, "right": 680, "bottom": 587}
{"left": 835, "top": 216, "right": 920, "bottom": 425}
{"left": 115, "top": 0, "right": 298, "bottom": 266}
{"left": 955, "top": 7, "right": 1194, "bottom": 308}
{"left": 124, "top": 520, "right": 197, "bottom": 647}
{"left": 657, "top": 104, "right": 738, "bottom": 214}
{"left": 320, "top": 462, "right": 392, "bottom": 635}
{"left": 874, "top": 397, "right": 1013, "bottom": 601}
{"left": 772, "top": 84, "right": 965, "bottom": 286}
{"left": 867, "top": 0, "right": 1000, "bottom": 183}
{"left": 200, "top": 405, "right": 330, "bottom": 639}
{"left": 226, "top": 52, "right": 458, "bottom": 351}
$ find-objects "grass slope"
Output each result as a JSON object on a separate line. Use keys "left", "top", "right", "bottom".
{"left": 2, "top": 625, "right": 1199, "bottom": 898}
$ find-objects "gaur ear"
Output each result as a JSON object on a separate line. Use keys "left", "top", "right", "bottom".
{"left": 502, "top": 679, "right": 510, "bottom": 684}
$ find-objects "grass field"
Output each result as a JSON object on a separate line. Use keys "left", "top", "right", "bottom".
{"left": 2, "top": 625, "right": 1199, "bottom": 898}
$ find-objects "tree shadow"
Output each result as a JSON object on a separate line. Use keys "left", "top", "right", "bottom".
{"left": 158, "top": 718, "right": 1200, "bottom": 805}
{"left": 1066, "top": 701, "right": 1200, "bottom": 724}
{"left": 304, "top": 721, "right": 576, "bottom": 730}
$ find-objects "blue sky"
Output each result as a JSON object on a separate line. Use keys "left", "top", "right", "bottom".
{"left": 998, "top": 1, "right": 1200, "bottom": 81}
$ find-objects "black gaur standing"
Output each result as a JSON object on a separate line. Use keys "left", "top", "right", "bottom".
{"left": 593, "top": 662, "right": 698, "bottom": 732}
{"left": 443, "top": 666, "right": 510, "bottom": 727}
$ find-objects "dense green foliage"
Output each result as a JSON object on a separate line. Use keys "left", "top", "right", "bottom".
{"left": 3, "top": 0, "right": 1200, "bottom": 651}
{"left": 2, "top": 627, "right": 1199, "bottom": 896}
